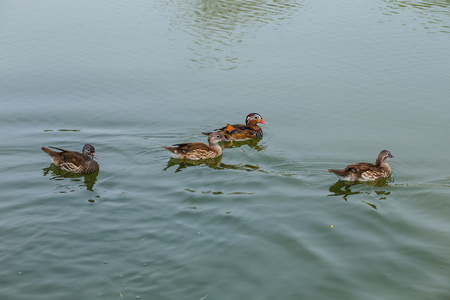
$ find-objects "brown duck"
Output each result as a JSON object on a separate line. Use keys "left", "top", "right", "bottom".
{"left": 328, "top": 150, "right": 394, "bottom": 182}
{"left": 41, "top": 144, "right": 99, "bottom": 174}
{"left": 204, "top": 113, "right": 267, "bottom": 141}
{"left": 163, "top": 132, "right": 229, "bottom": 160}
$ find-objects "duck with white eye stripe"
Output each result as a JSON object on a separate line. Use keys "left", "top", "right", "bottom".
{"left": 203, "top": 113, "right": 267, "bottom": 141}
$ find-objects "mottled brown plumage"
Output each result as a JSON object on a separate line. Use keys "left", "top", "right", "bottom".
{"left": 203, "top": 113, "right": 267, "bottom": 141}
{"left": 163, "top": 132, "right": 229, "bottom": 160}
{"left": 41, "top": 144, "right": 99, "bottom": 174}
{"left": 328, "top": 150, "right": 394, "bottom": 182}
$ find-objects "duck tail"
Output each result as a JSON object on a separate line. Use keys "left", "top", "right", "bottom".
{"left": 41, "top": 146, "right": 56, "bottom": 156}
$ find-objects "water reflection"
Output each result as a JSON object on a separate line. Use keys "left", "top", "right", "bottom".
{"left": 184, "top": 188, "right": 254, "bottom": 196}
{"left": 163, "top": 155, "right": 270, "bottom": 174}
{"left": 43, "top": 164, "right": 99, "bottom": 191}
{"left": 167, "top": 0, "right": 303, "bottom": 68}
{"left": 163, "top": 156, "right": 223, "bottom": 172}
{"left": 381, "top": 0, "right": 450, "bottom": 33}
{"left": 224, "top": 138, "right": 267, "bottom": 151}
{"left": 219, "top": 162, "right": 269, "bottom": 173}
{"left": 328, "top": 179, "right": 392, "bottom": 209}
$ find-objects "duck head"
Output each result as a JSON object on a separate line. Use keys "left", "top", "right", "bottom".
{"left": 246, "top": 113, "right": 267, "bottom": 125}
{"left": 376, "top": 150, "right": 393, "bottom": 166}
{"left": 83, "top": 144, "right": 98, "bottom": 160}
{"left": 207, "top": 132, "right": 229, "bottom": 144}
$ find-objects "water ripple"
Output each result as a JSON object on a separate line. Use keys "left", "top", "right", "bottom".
{"left": 162, "top": 0, "right": 304, "bottom": 69}
{"left": 379, "top": 0, "right": 450, "bottom": 33}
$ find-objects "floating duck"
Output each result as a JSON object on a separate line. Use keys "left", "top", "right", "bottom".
{"left": 204, "top": 113, "right": 267, "bottom": 141}
{"left": 328, "top": 150, "right": 394, "bottom": 182}
{"left": 41, "top": 144, "right": 99, "bottom": 174}
{"left": 163, "top": 132, "right": 229, "bottom": 160}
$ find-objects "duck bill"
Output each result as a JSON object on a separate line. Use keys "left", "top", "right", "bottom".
{"left": 259, "top": 119, "right": 267, "bottom": 125}
{"left": 92, "top": 153, "right": 99, "bottom": 160}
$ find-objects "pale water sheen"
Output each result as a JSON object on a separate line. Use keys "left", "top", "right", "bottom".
{"left": 1, "top": 0, "right": 450, "bottom": 299}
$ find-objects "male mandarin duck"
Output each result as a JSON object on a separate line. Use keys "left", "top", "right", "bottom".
{"left": 163, "top": 132, "right": 229, "bottom": 160}
{"left": 41, "top": 144, "right": 99, "bottom": 174}
{"left": 328, "top": 150, "right": 394, "bottom": 182}
{"left": 204, "top": 113, "right": 267, "bottom": 141}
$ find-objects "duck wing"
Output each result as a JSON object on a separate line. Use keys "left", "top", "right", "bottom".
{"left": 345, "top": 163, "right": 376, "bottom": 173}
{"left": 215, "top": 123, "right": 247, "bottom": 132}
{"left": 171, "top": 142, "right": 211, "bottom": 153}
{"left": 48, "top": 146, "right": 71, "bottom": 153}
{"left": 42, "top": 147, "right": 82, "bottom": 165}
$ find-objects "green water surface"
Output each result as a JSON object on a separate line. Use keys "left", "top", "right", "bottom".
{"left": 1, "top": 0, "right": 450, "bottom": 299}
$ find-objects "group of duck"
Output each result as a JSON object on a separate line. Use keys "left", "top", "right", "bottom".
{"left": 41, "top": 113, "right": 394, "bottom": 182}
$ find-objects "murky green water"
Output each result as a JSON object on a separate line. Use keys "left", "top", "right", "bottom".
{"left": 2, "top": 0, "right": 450, "bottom": 299}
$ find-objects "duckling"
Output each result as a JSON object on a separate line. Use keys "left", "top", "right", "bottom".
{"left": 163, "top": 132, "right": 229, "bottom": 160}
{"left": 41, "top": 144, "right": 99, "bottom": 174}
{"left": 328, "top": 150, "right": 394, "bottom": 182}
{"left": 204, "top": 113, "right": 267, "bottom": 141}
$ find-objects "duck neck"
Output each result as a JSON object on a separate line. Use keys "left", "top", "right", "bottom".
{"left": 376, "top": 158, "right": 390, "bottom": 171}
{"left": 209, "top": 141, "right": 222, "bottom": 155}
{"left": 247, "top": 121, "right": 260, "bottom": 131}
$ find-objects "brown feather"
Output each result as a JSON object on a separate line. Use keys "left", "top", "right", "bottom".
{"left": 209, "top": 113, "right": 266, "bottom": 141}
{"left": 163, "top": 133, "right": 228, "bottom": 160}
{"left": 41, "top": 144, "right": 99, "bottom": 174}
{"left": 328, "top": 150, "right": 393, "bottom": 182}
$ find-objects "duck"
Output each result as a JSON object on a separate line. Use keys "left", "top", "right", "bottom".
{"left": 41, "top": 144, "right": 99, "bottom": 174}
{"left": 328, "top": 150, "right": 394, "bottom": 182}
{"left": 203, "top": 113, "right": 267, "bottom": 141}
{"left": 163, "top": 132, "right": 229, "bottom": 160}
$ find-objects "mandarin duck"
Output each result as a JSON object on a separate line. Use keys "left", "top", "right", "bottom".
{"left": 204, "top": 113, "right": 267, "bottom": 141}
{"left": 163, "top": 132, "right": 229, "bottom": 160}
{"left": 328, "top": 150, "right": 394, "bottom": 182}
{"left": 41, "top": 144, "right": 99, "bottom": 174}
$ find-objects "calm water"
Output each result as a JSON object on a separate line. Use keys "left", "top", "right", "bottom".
{"left": 1, "top": 0, "right": 450, "bottom": 299}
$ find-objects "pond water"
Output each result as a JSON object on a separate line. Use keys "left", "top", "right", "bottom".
{"left": 1, "top": 0, "right": 450, "bottom": 299}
